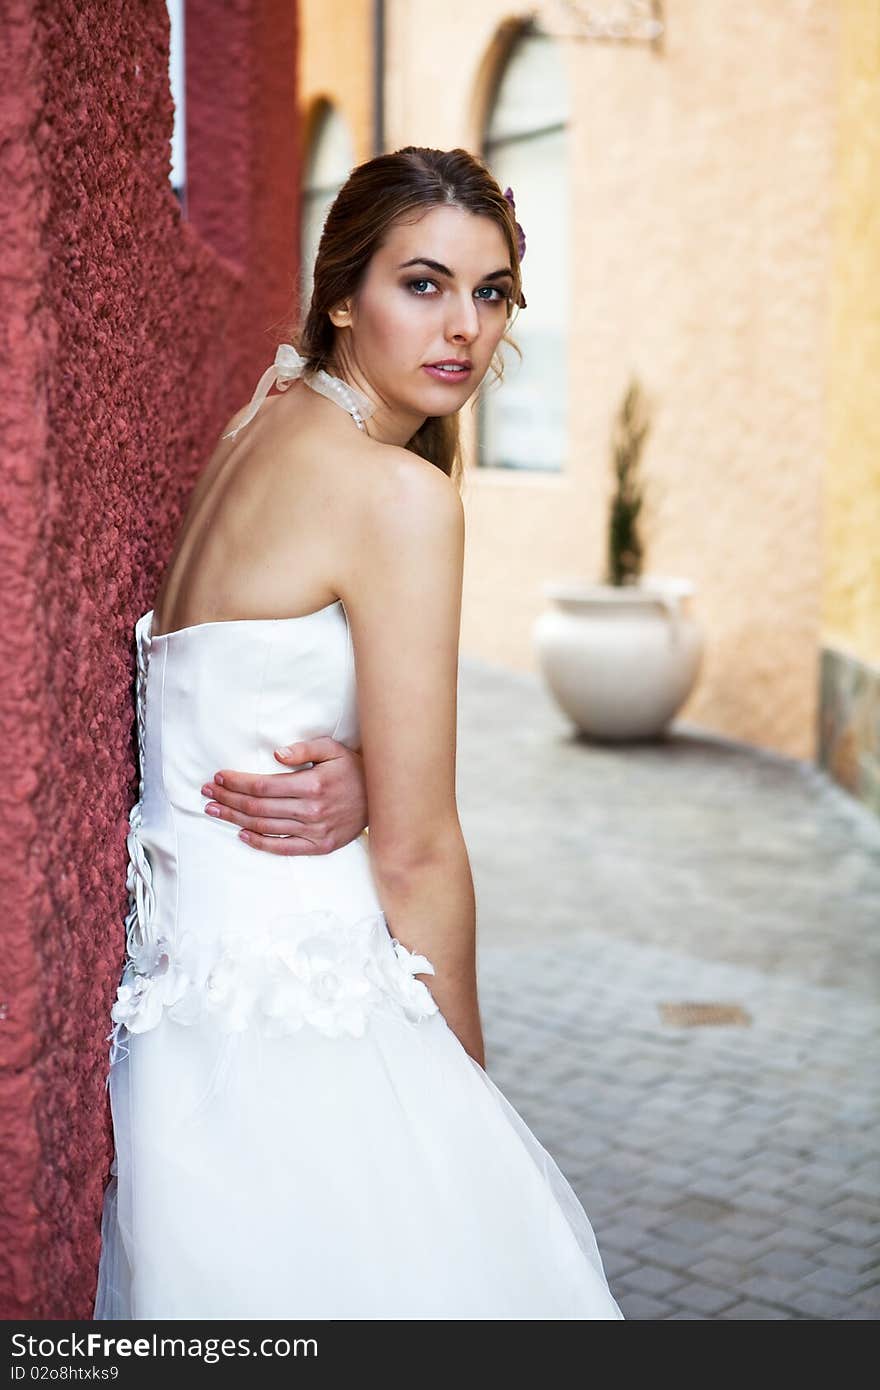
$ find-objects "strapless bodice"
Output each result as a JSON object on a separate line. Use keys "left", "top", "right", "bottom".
{"left": 139, "top": 599, "right": 358, "bottom": 806}
{"left": 105, "top": 601, "right": 438, "bottom": 1076}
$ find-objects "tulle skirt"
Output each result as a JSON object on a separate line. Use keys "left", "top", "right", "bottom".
{"left": 94, "top": 1002, "right": 623, "bottom": 1320}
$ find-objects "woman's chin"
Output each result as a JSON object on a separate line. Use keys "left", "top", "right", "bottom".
{"left": 416, "top": 378, "right": 477, "bottom": 413}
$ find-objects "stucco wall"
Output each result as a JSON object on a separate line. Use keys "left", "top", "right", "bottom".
{"left": 825, "top": 0, "right": 880, "bottom": 666}
{"left": 380, "top": 0, "right": 838, "bottom": 759}
{"left": 300, "top": 0, "right": 374, "bottom": 161}
{"left": 0, "top": 0, "right": 299, "bottom": 1319}
{"left": 817, "top": 0, "right": 880, "bottom": 814}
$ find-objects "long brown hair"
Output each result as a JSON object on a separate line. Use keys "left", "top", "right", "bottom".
{"left": 290, "top": 146, "right": 525, "bottom": 487}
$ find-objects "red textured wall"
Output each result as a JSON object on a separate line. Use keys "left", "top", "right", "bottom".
{"left": 0, "top": 0, "right": 300, "bottom": 1318}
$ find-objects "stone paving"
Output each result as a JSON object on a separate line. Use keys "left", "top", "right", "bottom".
{"left": 456, "top": 654, "right": 880, "bottom": 1320}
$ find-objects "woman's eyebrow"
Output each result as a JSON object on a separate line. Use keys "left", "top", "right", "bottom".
{"left": 397, "top": 256, "right": 514, "bottom": 282}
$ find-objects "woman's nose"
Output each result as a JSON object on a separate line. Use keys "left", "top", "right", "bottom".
{"left": 447, "top": 294, "right": 480, "bottom": 343}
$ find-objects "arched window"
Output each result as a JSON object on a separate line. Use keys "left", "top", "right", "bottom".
{"left": 300, "top": 104, "right": 355, "bottom": 317}
{"left": 480, "top": 28, "right": 570, "bottom": 471}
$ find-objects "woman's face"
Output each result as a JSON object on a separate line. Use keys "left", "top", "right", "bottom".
{"left": 333, "top": 204, "right": 515, "bottom": 433}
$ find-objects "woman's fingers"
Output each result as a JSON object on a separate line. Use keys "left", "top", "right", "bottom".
{"left": 204, "top": 806, "right": 316, "bottom": 836}
{"left": 201, "top": 793, "right": 335, "bottom": 852}
{"left": 201, "top": 784, "right": 320, "bottom": 823}
{"left": 208, "top": 767, "right": 321, "bottom": 800}
{"left": 237, "top": 829, "right": 332, "bottom": 856}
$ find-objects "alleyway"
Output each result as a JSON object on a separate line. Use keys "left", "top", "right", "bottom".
{"left": 458, "top": 655, "right": 880, "bottom": 1320}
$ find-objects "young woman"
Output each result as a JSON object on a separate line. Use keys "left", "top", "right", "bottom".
{"left": 94, "top": 146, "right": 624, "bottom": 1320}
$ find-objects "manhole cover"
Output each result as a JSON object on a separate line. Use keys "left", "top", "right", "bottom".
{"left": 659, "top": 1001, "right": 752, "bottom": 1027}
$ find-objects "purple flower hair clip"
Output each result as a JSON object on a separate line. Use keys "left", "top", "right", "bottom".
{"left": 502, "top": 186, "right": 527, "bottom": 309}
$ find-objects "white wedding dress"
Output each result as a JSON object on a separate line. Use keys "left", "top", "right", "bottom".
{"left": 93, "top": 346, "right": 624, "bottom": 1321}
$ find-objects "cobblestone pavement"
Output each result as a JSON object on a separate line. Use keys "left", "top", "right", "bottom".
{"left": 457, "top": 655, "right": 880, "bottom": 1320}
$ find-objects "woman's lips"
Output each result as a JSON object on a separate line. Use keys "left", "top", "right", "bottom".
{"left": 422, "top": 364, "right": 473, "bottom": 383}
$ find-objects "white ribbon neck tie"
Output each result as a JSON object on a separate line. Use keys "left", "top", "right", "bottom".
{"left": 222, "top": 343, "right": 376, "bottom": 439}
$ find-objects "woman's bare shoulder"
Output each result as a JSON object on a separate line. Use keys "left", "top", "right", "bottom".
{"left": 272, "top": 422, "right": 460, "bottom": 522}
{"left": 352, "top": 437, "right": 460, "bottom": 511}
{"left": 342, "top": 446, "right": 463, "bottom": 578}
{"left": 221, "top": 409, "right": 463, "bottom": 610}
{"left": 336, "top": 445, "right": 463, "bottom": 600}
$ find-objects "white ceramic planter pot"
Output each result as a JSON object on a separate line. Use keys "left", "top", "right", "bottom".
{"left": 533, "top": 576, "right": 705, "bottom": 740}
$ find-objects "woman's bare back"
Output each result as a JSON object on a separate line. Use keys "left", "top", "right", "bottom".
{"left": 152, "top": 380, "right": 370, "bottom": 638}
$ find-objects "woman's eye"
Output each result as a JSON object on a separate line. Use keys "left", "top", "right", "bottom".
{"left": 406, "top": 279, "right": 506, "bottom": 302}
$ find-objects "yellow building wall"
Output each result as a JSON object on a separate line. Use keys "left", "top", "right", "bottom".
{"left": 825, "top": 0, "right": 880, "bottom": 664}
{"left": 298, "top": 0, "right": 374, "bottom": 160}
{"left": 384, "top": 0, "right": 840, "bottom": 760}
{"left": 301, "top": 1, "right": 842, "bottom": 762}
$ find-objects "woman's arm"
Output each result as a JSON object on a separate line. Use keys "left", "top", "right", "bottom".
{"left": 371, "top": 827, "right": 482, "bottom": 1066}
{"left": 338, "top": 449, "right": 484, "bottom": 1067}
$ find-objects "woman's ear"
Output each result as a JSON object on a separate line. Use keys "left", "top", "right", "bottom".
{"left": 329, "top": 299, "right": 353, "bottom": 328}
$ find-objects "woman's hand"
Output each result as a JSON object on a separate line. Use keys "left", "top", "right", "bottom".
{"left": 200, "top": 738, "right": 368, "bottom": 855}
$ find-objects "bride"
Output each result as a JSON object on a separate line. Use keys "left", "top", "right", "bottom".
{"left": 94, "top": 145, "right": 624, "bottom": 1320}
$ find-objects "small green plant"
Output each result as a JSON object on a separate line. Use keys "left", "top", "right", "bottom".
{"left": 605, "top": 376, "right": 650, "bottom": 586}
